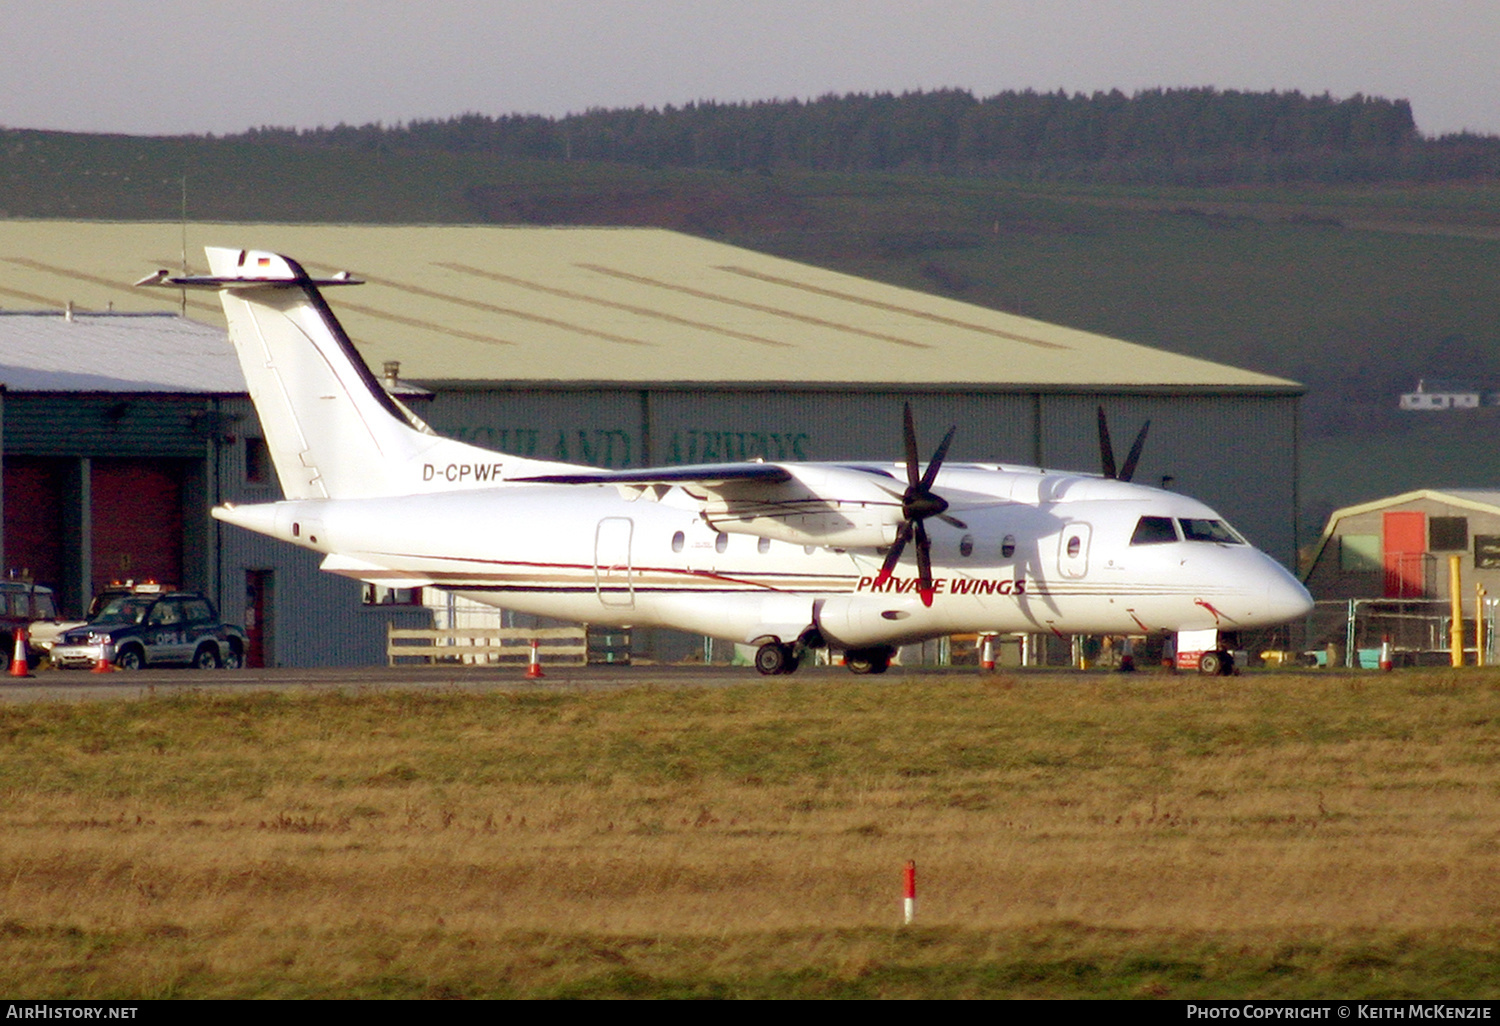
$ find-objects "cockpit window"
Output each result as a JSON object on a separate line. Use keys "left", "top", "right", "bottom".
{"left": 1130, "top": 516, "right": 1178, "bottom": 545}
{"left": 1178, "top": 518, "right": 1245, "bottom": 544}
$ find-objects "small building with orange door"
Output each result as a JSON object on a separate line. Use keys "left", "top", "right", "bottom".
{"left": 1302, "top": 489, "right": 1500, "bottom": 602}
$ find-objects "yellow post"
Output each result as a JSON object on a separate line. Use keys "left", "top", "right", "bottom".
{"left": 1477, "top": 585, "right": 1488, "bottom": 668}
{"left": 1450, "top": 555, "right": 1464, "bottom": 667}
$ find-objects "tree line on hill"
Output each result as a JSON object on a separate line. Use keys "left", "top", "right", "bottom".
{"left": 229, "top": 87, "right": 1500, "bottom": 184}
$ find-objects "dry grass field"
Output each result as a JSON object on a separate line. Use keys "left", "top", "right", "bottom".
{"left": 0, "top": 669, "right": 1496, "bottom": 998}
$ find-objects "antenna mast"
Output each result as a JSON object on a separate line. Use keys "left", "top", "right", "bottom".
{"left": 179, "top": 175, "right": 188, "bottom": 316}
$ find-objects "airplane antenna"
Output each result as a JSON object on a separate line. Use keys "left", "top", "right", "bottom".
{"left": 178, "top": 175, "right": 188, "bottom": 316}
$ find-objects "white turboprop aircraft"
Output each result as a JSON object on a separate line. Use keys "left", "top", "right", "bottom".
{"left": 140, "top": 248, "right": 1312, "bottom": 675}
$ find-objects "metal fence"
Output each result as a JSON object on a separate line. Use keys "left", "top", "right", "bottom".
{"left": 1280, "top": 599, "right": 1496, "bottom": 668}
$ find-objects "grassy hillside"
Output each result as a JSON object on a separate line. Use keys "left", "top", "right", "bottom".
{"left": 5, "top": 129, "right": 1500, "bottom": 526}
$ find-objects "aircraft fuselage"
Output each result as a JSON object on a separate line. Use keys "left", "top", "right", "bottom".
{"left": 217, "top": 462, "right": 1310, "bottom": 650}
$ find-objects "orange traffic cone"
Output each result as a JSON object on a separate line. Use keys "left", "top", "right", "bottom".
{"left": 92, "top": 647, "right": 116, "bottom": 674}
{"left": 525, "top": 638, "right": 545, "bottom": 679}
{"left": 9, "top": 629, "right": 34, "bottom": 679}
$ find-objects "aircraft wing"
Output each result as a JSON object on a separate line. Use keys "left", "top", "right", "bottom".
{"left": 516, "top": 462, "right": 910, "bottom": 548}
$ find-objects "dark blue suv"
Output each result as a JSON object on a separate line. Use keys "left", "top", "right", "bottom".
{"left": 51, "top": 592, "right": 247, "bottom": 670}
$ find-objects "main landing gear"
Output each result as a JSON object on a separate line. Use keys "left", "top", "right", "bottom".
{"left": 754, "top": 641, "right": 800, "bottom": 676}
{"left": 753, "top": 642, "right": 896, "bottom": 676}
{"left": 843, "top": 647, "right": 893, "bottom": 675}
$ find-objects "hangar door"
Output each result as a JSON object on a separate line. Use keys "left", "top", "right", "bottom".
{"left": 2, "top": 457, "right": 67, "bottom": 591}
{"left": 92, "top": 459, "right": 184, "bottom": 587}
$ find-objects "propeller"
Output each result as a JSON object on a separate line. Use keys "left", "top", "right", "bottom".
{"left": 1097, "top": 406, "right": 1151, "bottom": 483}
{"left": 872, "top": 404, "right": 966, "bottom": 607}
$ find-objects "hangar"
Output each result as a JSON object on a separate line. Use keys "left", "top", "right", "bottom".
{"left": 0, "top": 221, "right": 1303, "bottom": 665}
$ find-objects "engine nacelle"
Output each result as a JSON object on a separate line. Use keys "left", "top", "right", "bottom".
{"left": 708, "top": 512, "right": 897, "bottom": 548}
{"left": 813, "top": 593, "right": 930, "bottom": 649}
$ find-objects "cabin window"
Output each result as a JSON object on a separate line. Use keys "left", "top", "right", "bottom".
{"left": 671, "top": 531, "right": 685, "bottom": 553}
{"left": 1001, "top": 535, "right": 1016, "bottom": 559}
{"left": 1178, "top": 518, "right": 1244, "bottom": 544}
{"left": 758, "top": 537, "right": 771, "bottom": 554}
{"left": 1130, "top": 516, "right": 1178, "bottom": 545}
{"left": 1067, "top": 536, "right": 1081, "bottom": 558}
{"left": 959, "top": 534, "right": 974, "bottom": 557}
{"left": 715, "top": 532, "right": 728, "bottom": 554}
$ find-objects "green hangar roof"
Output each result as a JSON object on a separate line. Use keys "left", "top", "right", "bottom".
{"left": 0, "top": 221, "right": 1299, "bottom": 392}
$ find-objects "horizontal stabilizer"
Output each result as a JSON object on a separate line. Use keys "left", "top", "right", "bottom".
{"left": 158, "top": 246, "right": 584, "bottom": 500}
{"left": 135, "top": 251, "right": 362, "bottom": 290}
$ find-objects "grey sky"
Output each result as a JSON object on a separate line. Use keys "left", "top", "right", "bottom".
{"left": 3, "top": 1, "right": 1496, "bottom": 138}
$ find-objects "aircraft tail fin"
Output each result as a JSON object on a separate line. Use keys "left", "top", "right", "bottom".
{"left": 141, "top": 248, "right": 576, "bottom": 499}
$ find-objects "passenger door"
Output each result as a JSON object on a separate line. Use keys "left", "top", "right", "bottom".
{"left": 594, "top": 517, "right": 635, "bottom": 608}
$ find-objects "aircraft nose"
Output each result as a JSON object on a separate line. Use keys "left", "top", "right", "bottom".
{"left": 1265, "top": 564, "right": 1314, "bottom": 622}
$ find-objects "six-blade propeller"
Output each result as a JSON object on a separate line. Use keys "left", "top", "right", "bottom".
{"left": 872, "top": 403, "right": 966, "bottom": 607}
{"left": 872, "top": 404, "right": 1151, "bottom": 608}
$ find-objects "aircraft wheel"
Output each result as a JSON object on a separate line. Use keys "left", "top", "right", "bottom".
{"left": 755, "top": 642, "right": 789, "bottom": 676}
{"left": 845, "top": 647, "right": 892, "bottom": 675}
{"left": 1198, "top": 650, "right": 1231, "bottom": 676}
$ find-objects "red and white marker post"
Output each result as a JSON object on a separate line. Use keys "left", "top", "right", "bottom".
{"left": 903, "top": 859, "right": 917, "bottom": 925}
{"left": 979, "top": 635, "right": 995, "bottom": 672}
{"left": 1379, "top": 634, "right": 1393, "bottom": 672}
{"left": 525, "top": 638, "right": 545, "bottom": 679}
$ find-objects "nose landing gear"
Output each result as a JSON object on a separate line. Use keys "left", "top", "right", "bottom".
{"left": 752, "top": 639, "right": 895, "bottom": 676}
{"left": 1197, "top": 649, "right": 1234, "bottom": 676}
